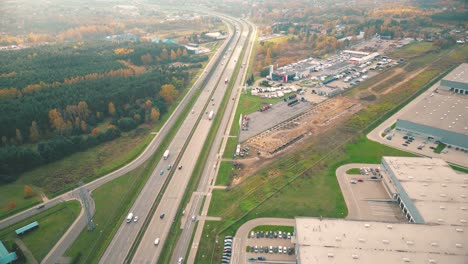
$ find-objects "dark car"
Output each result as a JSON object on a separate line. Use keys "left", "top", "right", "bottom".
{"left": 160, "top": 213, "right": 165, "bottom": 219}
{"left": 258, "top": 256, "right": 266, "bottom": 261}
{"left": 248, "top": 257, "right": 256, "bottom": 262}
{"left": 402, "top": 144, "right": 408, "bottom": 146}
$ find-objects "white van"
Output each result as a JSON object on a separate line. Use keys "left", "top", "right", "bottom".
{"left": 154, "top": 238, "right": 160, "bottom": 245}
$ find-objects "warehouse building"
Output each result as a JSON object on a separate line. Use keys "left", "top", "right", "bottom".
{"left": 395, "top": 89, "right": 468, "bottom": 150}
{"left": 294, "top": 157, "right": 468, "bottom": 264}
{"left": 439, "top": 63, "right": 468, "bottom": 94}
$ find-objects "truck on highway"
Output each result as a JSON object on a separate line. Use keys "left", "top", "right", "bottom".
{"left": 208, "top": 110, "right": 214, "bottom": 120}
{"left": 163, "top": 149, "right": 170, "bottom": 160}
{"left": 126, "top": 212, "right": 134, "bottom": 223}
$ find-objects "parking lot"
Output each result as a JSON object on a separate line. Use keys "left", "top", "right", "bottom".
{"left": 336, "top": 164, "right": 406, "bottom": 222}
{"left": 245, "top": 230, "right": 295, "bottom": 263}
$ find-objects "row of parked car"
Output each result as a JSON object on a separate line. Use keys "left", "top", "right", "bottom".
{"left": 250, "top": 230, "right": 292, "bottom": 239}
{"left": 221, "top": 236, "right": 233, "bottom": 264}
{"left": 247, "top": 245, "right": 294, "bottom": 255}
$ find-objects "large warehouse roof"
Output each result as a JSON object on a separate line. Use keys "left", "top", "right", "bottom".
{"left": 399, "top": 90, "right": 468, "bottom": 135}
{"left": 443, "top": 63, "right": 468, "bottom": 83}
{"left": 382, "top": 157, "right": 468, "bottom": 226}
{"left": 295, "top": 217, "right": 468, "bottom": 264}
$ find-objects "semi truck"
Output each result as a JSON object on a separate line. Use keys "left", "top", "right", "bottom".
{"left": 208, "top": 110, "right": 214, "bottom": 120}
{"left": 126, "top": 212, "right": 134, "bottom": 223}
{"left": 163, "top": 149, "right": 170, "bottom": 160}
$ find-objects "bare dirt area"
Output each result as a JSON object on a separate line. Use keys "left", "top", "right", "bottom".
{"left": 245, "top": 96, "right": 362, "bottom": 157}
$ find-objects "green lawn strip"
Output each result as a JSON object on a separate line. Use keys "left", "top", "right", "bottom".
{"left": 345, "top": 168, "right": 361, "bottom": 174}
{"left": 251, "top": 225, "right": 294, "bottom": 233}
{"left": 0, "top": 200, "right": 80, "bottom": 262}
{"left": 433, "top": 143, "right": 446, "bottom": 154}
{"left": 450, "top": 165, "right": 468, "bottom": 174}
{"left": 0, "top": 184, "right": 42, "bottom": 220}
{"left": 222, "top": 137, "right": 238, "bottom": 159}
{"left": 216, "top": 161, "right": 234, "bottom": 186}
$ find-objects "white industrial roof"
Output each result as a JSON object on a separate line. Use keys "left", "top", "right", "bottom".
{"left": 443, "top": 63, "right": 468, "bottom": 83}
{"left": 295, "top": 217, "right": 468, "bottom": 264}
{"left": 382, "top": 157, "right": 468, "bottom": 226}
{"left": 399, "top": 89, "right": 468, "bottom": 135}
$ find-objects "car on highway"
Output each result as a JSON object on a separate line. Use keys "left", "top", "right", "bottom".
{"left": 134, "top": 216, "right": 138, "bottom": 222}
{"left": 167, "top": 165, "right": 172, "bottom": 170}
{"left": 160, "top": 213, "right": 165, "bottom": 219}
{"left": 178, "top": 257, "right": 183, "bottom": 264}
{"left": 191, "top": 215, "right": 196, "bottom": 221}
{"left": 37, "top": 205, "right": 45, "bottom": 210}
{"left": 160, "top": 170, "right": 164, "bottom": 175}
{"left": 154, "top": 238, "right": 159, "bottom": 245}
{"left": 178, "top": 165, "right": 183, "bottom": 170}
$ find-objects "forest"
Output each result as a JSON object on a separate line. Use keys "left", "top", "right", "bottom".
{"left": 0, "top": 40, "right": 207, "bottom": 184}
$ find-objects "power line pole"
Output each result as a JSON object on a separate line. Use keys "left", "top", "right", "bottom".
{"left": 79, "top": 187, "right": 95, "bottom": 231}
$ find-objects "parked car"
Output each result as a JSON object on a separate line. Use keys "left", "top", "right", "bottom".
{"left": 258, "top": 256, "right": 266, "bottom": 261}
{"left": 248, "top": 257, "right": 256, "bottom": 262}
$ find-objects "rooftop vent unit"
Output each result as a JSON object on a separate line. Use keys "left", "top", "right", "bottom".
{"left": 455, "top": 228, "right": 463, "bottom": 232}
{"left": 455, "top": 243, "right": 463, "bottom": 248}
{"left": 431, "top": 242, "right": 438, "bottom": 247}
{"left": 352, "top": 254, "right": 359, "bottom": 259}
{"left": 403, "top": 257, "right": 411, "bottom": 262}
{"left": 428, "top": 259, "right": 437, "bottom": 263}
{"left": 328, "top": 253, "right": 334, "bottom": 258}
{"left": 364, "top": 224, "right": 371, "bottom": 228}
{"left": 386, "top": 225, "right": 393, "bottom": 229}
{"left": 382, "top": 240, "right": 389, "bottom": 244}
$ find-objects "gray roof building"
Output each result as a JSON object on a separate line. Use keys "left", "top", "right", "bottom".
{"left": 439, "top": 63, "right": 468, "bottom": 94}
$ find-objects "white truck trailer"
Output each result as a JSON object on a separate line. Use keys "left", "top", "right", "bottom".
{"left": 163, "top": 149, "right": 170, "bottom": 160}
{"left": 208, "top": 110, "right": 214, "bottom": 120}
{"left": 126, "top": 212, "right": 134, "bottom": 223}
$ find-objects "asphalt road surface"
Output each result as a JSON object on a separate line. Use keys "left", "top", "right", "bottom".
{"left": 173, "top": 17, "right": 257, "bottom": 264}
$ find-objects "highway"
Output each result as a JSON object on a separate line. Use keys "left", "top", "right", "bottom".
{"left": 171, "top": 17, "right": 256, "bottom": 264}
{"left": 100, "top": 14, "right": 244, "bottom": 264}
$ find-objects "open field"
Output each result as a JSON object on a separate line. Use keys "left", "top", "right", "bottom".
{"left": 0, "top": 201, "right": 80, "bottom": 262}
{"left": 216, "top": 161, "right": 234, "bottom": 186}
{"left": 390, "top": 42, "right": 435, "bottom": 58}
{"left": 194, "top": 44, "right": 467, "bottom": 264}
{"left": 251, "top": 225, "right": 294, "bottom": 233}
{"left": 14, "top": 125, "right": 153, "bottom": 197}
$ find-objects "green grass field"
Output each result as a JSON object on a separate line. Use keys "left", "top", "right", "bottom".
{"left": 346, "top": 168, "right": 361, "bottom": 174}
{"left": 251, "top": 225, "right": 294, "bottom": 233}
{"left": 0, "top": 201, "right": 80, "bottom": 262}
{"left": 216, "top": 161, "right": 234, "bottom": 186}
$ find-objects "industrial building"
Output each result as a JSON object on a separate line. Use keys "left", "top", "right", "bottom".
{"left": 439, "top": 63, "right": 468, "bottom": 94}
{"left": 0, "top": 241, "right": 17, "bottom": 264}
{"left": 395, "top": 66, "right": 468, "bottom": 150}
{"left": 294, "top": 156, "right": 468, "bottom": 264}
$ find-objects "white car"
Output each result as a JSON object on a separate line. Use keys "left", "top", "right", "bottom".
{"left": 133, "top": 216, "right": 138, "bottom": 222}
{"left": 191, "top": 215, "right": 196, "bottom": 221}
{"left": 178, "top": 257, "right": 183, "bottom": 263}
{"left": 154, "top": 238, "right": 160, "bottom": 245}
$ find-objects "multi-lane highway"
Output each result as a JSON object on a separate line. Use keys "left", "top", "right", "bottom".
{"left": 171, "top": 17, "right": 256, "bottom": 264}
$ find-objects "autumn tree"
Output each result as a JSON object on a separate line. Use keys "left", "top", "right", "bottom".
{"left": 29, "top": 121, "right": 40, "bottom": 142}
{"left": 141, "top": 53, "right": 153, "bottom": 65}
{"left": 170, "top": 50, "right": 177, "bottom": 61}
{"left": 265, "top": 47, "right": 272, "bottom": 66}
{"left": 77, "top": 101, "right": 90, "bottom": 121}
{"left": 159, "top": 84, "right": 179, "bottom": 105}
{"left": 108, "top": 101, "right": 116, "bottom": 116}
{"left": 48, "top": 109, "right": 66, "bottom": 134}
{"left": 151, "top": 108, "right": 160, "bottom": 121}
{"left": 24, "top": 185, "right": 35, "bottom": 198}
{"left": 15, "top": 128, "right": 23, "bottom": 144}
{"left": 7, "top": 200, "right": 16, "bottom": 210}
{"left": 91, "top": 128, "right": 100, "bottom": 136}
{"left": 160, "top": 48, "right": 169, "bottom": 61}
{"left": 80, "top": 120, "right": 87, "bottom": 132}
